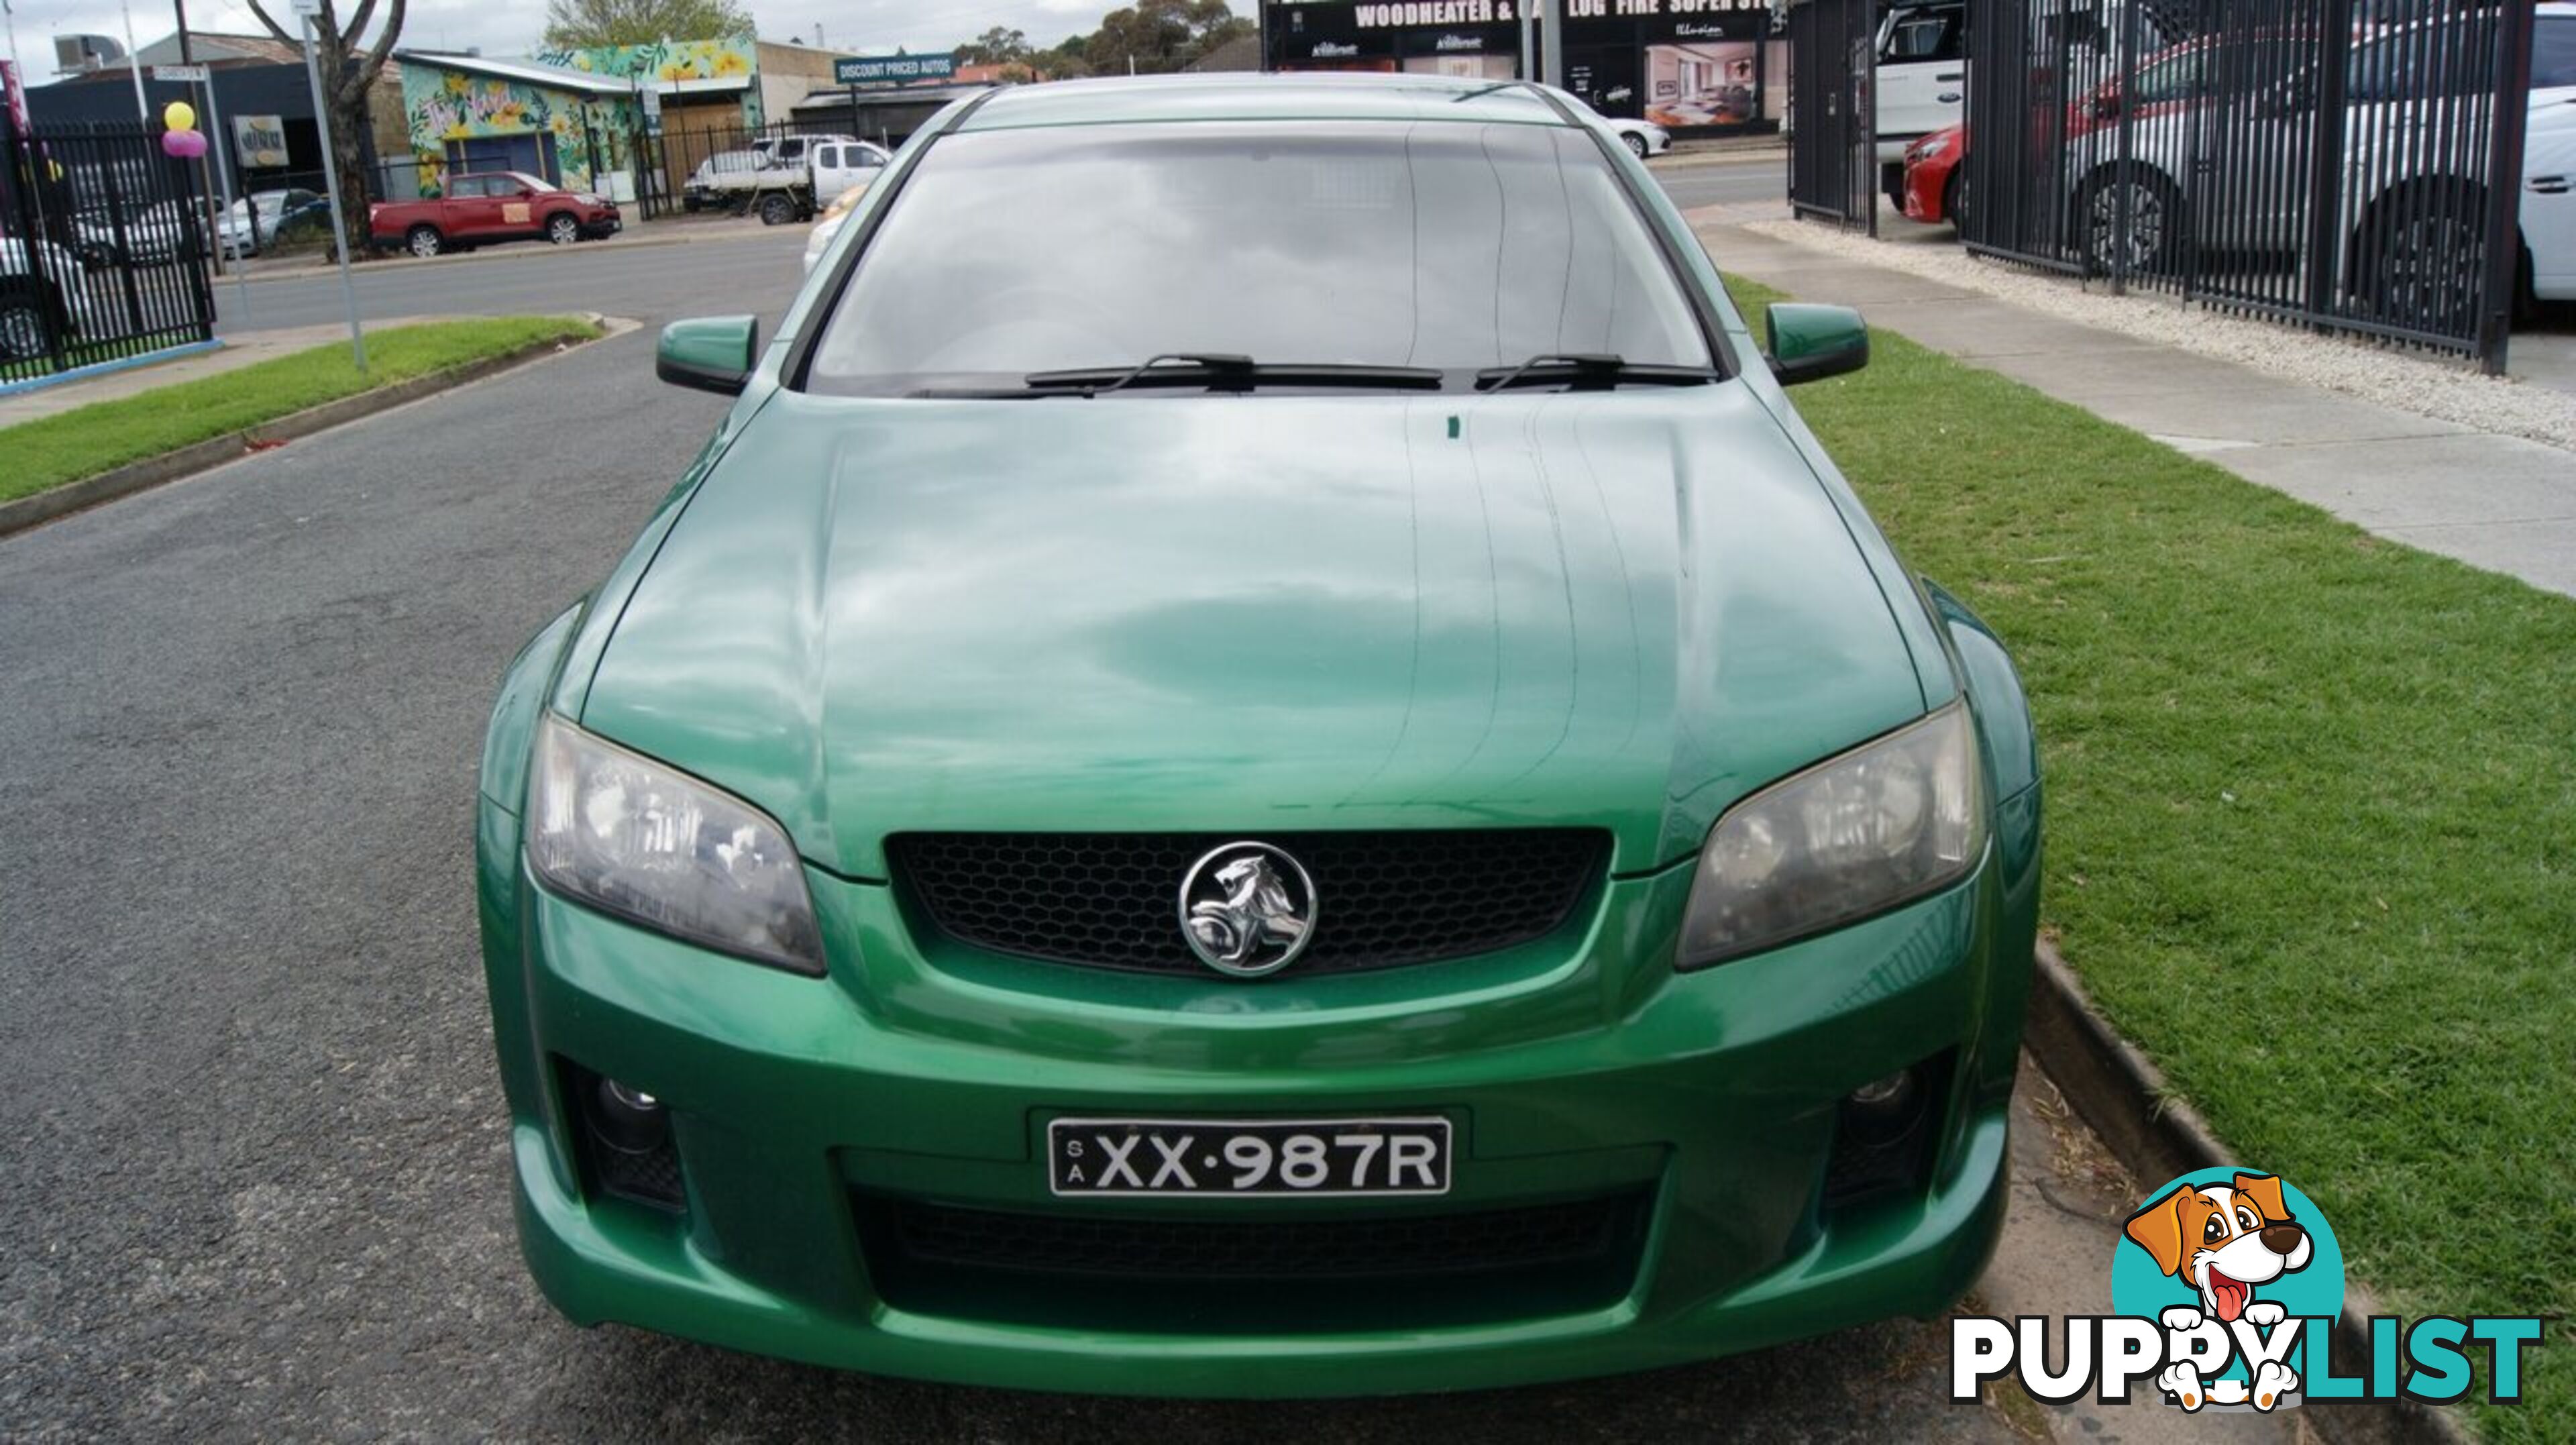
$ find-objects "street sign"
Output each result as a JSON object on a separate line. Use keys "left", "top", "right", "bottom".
{"left": 833, "top": 52, "right": 959, "bottom": 87}
{"left": 641, "top": 86, "right": 663, "bottom": 134}
{"left": 152, "top": 64, "right": 212, "bottom": 83}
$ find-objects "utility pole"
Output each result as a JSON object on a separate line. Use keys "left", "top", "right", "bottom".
{"left": 1539, "top": 0, "right": 1564, "bottom": 89}
{"left": 118, "top": 0, "right": 151, "bottom": 122}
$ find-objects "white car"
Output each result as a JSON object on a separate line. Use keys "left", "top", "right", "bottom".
{"left": 1875, "top": 0, "right": 1966, "bottom": 167}
{"left": 0, "top": 235, "right": 103, "bottom": 362}
{"left": 1554, "top": 90, "right": 1671, "bottom": 160}
{"left": 2527, "top": 91, "right": 2576, "bottom": 312}
{"left": 802, "top": 180, "right": 871, "bottom": 275}
{"left": 73, "top": 199, "right": 203, "bottom": 266}
{"left": 2072, "top": 5, "right": 2576, "bottom": 323}
{"left": 217, "top": 189, "right": 323, "bottom": 258}
{"left": 2518, "top": 9, "right": 2576, "bottom": 311}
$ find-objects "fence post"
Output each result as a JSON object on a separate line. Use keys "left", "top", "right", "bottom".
{"left": 2476, "top": 0, "right": 2536, "bottom": 375}
{"left": 2106, "top": 0, "right": 2141, "bottom": 294}
{"left": 1862, "top": 0, "right": 1879, "bottom": 238}
{"left": 2303, "top": 0, "right": 2353, "bottom": 330}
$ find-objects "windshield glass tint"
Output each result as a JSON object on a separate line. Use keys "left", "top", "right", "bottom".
{"left": 806, "top": 121, "right": 1712, "bottom": 395}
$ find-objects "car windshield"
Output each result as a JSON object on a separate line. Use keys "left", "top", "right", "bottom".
{"left": 805, "top": 120, "right": 1713, "bottom": 396}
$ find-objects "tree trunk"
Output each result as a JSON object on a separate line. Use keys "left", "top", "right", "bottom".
{"left": 248, "top": 0, "right": 404, "bottom": 262}
{"left": 330, "top": 106, "right": 374, "bottom": 260}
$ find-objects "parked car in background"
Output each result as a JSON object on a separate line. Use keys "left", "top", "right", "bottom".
{"left": 479, "top": 72, "right": 2041, "bottom": 1395}
{"left": 682, "top": 148, "right": 765, "bottom": 213}
{"left": 74, "top": 198, "right": 202, "bottom": 266}
{"left": 2071, "top": 4, "right": 2576, "bottom": 323}
{"left": 369, "top": 172, "right": 621, "bottom": 258}
{"left": 692, "top": 136, "right": 892, "bottom": 225}
{"left": 1898, "top": 122, "right": 1966, "bottom": 229}
{"left": 802, "top": 181, "right": 873, "bottom": 274}
{"left": 2524, "top": 88, "right": 2576, "bottom": 316}
{"left": 218, "top": 189, "right": 326, "bottom": 258}
{"left": 1875, "top": 0, "right": 1966, "bottom": 199}
{"left": 1562, "top": 90, "right": 1672, "bottom": 159}
{"left": 0, "top": 233, "right": 103, "bottom": 361}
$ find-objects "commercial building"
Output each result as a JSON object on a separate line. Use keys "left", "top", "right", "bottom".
{"left": 1257, "top": 0, "right": 1787, "bottom": 135}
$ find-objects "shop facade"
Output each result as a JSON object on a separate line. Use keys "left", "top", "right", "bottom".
{"left": 1258, "top": 0, "right": 1786, "bottom": 135}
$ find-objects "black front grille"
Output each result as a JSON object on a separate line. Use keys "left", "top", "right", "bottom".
{"left": 876, "top": 1193, "right": 1642, "bottom": 1279}
{"left": 856, "top": 1191, "right": 1651, "bottom": 1333}
{"left": 890, "top": 829, "right": 1607, "bottom": 976}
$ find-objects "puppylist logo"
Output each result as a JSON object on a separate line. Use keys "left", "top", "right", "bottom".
{"left": 1953, "top": 1169, "right": 2544, "bottom": 1412}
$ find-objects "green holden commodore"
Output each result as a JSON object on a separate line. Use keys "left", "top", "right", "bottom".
{"left": 475, "top": 74, "right": 2041, "bottom": 1395}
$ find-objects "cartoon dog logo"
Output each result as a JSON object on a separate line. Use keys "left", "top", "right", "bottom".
{"left": 2123, "top": 1171, "right": 2312, "bottom": 1410}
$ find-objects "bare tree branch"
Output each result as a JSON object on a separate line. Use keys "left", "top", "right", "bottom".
{"left": 242, "top": 0, "right": 298, "bottom": 49}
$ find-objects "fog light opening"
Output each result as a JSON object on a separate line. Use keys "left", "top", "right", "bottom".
{"left": 562, "top": 1061, "right": 687, "bottom": 1212}
{"left": 592, "top": 1078, "right": 668, "bottom": 1154}
{"left": 1823, "top": 1053, "right": 1952, "bottom": 1210}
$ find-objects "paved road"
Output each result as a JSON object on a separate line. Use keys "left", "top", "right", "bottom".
{"left": 1, "top": 170, "right": 2039, "bottom": 1442}
{"left": 1648, "top": 156, "right": 1791, "bottom": 212}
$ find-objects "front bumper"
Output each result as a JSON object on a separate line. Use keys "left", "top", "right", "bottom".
{"left": 1900, "top": 154, "right": 1955, "bottom": 225}
{"left": 478, "top": 799, "right": 2035, "bottom": 1395}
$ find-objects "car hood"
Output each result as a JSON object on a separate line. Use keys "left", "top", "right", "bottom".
{"left": 581, "top": 386, "right": 1930, "bottom": 879}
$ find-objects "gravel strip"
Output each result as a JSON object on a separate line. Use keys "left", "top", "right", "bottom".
{"left": 1742, "top": 217, "right": 2576, "bottom": 453}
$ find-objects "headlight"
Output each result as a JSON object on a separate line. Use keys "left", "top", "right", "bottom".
{"left": 1677, "top": 702, "right": 1985, "bottom": 969}
{"left": 527, "top": 716, "right": 825, "bottom": 974}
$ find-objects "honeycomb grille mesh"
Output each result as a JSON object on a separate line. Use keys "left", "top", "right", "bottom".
{"left": 889, "top": 830, "right": 1607, "bottom": 975}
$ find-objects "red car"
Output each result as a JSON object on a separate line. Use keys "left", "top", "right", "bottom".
{"left": 1898, "top": 122, "right": 1967, "bottom": 228}
{"left": 370, "top": 171, "right": 621, "bottom": 258}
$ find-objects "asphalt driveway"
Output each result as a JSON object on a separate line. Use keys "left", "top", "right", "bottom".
{"left": 0, "top": 225, "right": 2040, "bottom": 1442}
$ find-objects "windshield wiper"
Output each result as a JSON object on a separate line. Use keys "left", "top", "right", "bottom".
{"left": 998, "top": 354, "right": 1446, "bottom": 397}
{"left": 1474, "top": 352, "right": 1720, "bottom": 393}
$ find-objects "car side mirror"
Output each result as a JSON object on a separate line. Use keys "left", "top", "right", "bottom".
{"left": 1764, "top": 303, "right": 1870, "bottom": 386}
{"left": 657, "top": 315, "right": 759, "bottom": 396}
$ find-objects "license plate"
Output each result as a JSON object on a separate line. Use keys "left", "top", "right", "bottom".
{"left": 1046, "top": 1117, "right": 1451, "bottom": 1197}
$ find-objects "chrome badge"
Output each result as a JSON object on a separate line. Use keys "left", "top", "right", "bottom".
{"left": 1179, "top": 843, "right": 1318, "bottom": 978}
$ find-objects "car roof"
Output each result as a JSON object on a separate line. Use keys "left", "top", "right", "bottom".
{"left": 956, "top": 73, "right": 1576, "bottom": 133}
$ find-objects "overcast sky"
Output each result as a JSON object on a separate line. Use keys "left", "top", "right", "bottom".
{"left": 5, "top": 0, "right": 1142, "bottom": 81}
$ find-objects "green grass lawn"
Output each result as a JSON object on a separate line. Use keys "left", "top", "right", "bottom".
{"left": 1727, "top": 278, "right": 2574, "bottom": 1441}
{"left": 0, "top": 316, "right": 601, "bottom": 505}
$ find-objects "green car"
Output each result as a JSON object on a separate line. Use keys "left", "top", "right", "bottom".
{"left": 476, "top": 74, "right": 2041, "bottom": 1396}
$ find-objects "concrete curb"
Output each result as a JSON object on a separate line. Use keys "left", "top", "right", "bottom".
{"left": 1652, "top": 145, "right": 1787, "bottom": 170}
{"left": 0, "top": 315, "right": 635, "bottom": 540}
{"left": 2024, "top": 941, "right": 2473, "bottom": 1445}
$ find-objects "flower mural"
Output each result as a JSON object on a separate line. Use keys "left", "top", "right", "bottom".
{"left": 399, "top": 64, "right": 644, "bottom": 197}
{"left": 400, "top": 39, "right": 760, "bottom": 200}
{"left": 529, "top": 38, "right": 764, "bottom": 125}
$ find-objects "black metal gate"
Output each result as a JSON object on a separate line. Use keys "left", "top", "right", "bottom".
{"left": 1789, "top": 0, "right": 1882, "bottom": 233}
{"left": 0, "top": 111, "right": 216, "bottom": 387}
{"left": 1962, "top": 0, "right": 2536, "bottom": 370}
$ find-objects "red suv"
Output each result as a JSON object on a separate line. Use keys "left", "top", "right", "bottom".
{"left": 370, "top": 172, "right": 621, "bottom": 258}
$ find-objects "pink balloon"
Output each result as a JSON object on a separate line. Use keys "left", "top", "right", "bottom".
{"left": 161, "top": 129, "right": 208, "bottom": 159}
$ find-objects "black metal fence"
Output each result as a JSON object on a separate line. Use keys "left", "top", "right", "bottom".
{"left": 1789, "top": 0, "right": 1881, "bottom": 232}
{"left": 627, "top": 119, "right": 863, "bottom": 222}
{"left": 1962, "top": 0, "right": 2536, "bottom": 370}
{"left": 0, "top": 113, "right": 217, "bottom": 386}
